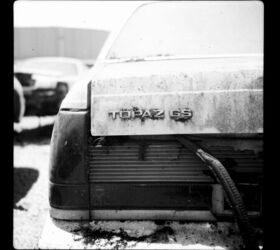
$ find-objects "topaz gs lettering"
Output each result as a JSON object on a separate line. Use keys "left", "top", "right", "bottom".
{"left": 108, "top": 108, "right": 193, "bottom": 121}
{"left": 170, "top": 108, "right": 193, "bottom": 121}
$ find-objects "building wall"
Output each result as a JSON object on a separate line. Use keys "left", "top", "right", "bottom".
{"left": 14, "top": 27, "right": 110, "bottom": 61}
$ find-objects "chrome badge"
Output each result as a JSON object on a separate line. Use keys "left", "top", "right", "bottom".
{"left": 108, "top": 108, "right": 193, "bottom": 121}
{"left": 170, "top": 108, "right": 193, "bottom": 121}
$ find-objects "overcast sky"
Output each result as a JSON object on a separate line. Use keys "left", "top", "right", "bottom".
{"left": 14, "top": 1, "right": 148, "bottom": 32}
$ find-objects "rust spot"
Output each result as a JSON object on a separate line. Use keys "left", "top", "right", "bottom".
{"left": 245, "top": 76, "right": 263, "bottom": 89}
{"left": 209, "top": 91, "right": 263, "bottom": 133}
{"left": 132, "top": 107, "right": 139, "bottom": 112}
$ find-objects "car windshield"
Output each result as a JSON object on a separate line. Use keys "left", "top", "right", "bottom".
{"left": 106, "top": 1, "right": 263, "bottom": 60}
{"left": 21, "top": 60, "right": 78, "bottom": 75}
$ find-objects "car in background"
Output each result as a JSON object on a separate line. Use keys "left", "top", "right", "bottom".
{"left": 14, "top": 76, "right": 25, "bottom": 123}
{"left": 83, "top": 59, "right": 96, "bottom": 69}
{"left": 14, "top": 57, "right": 88, "bottom": 115}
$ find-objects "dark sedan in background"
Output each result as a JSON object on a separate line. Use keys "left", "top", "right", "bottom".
{"left": 14, "top": 57, "right": 88, "bottom": 115}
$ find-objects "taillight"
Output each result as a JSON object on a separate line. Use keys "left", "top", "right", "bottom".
{"left": 49, "top": 110, "right": 89, "bottom": 210}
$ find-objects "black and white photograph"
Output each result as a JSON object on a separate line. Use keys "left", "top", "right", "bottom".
{"left": 13, "top": 1, "right": 264, "bottom": 249}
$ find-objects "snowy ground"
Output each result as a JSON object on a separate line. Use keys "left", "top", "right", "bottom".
{"left": 13, "top": 116, "right": 55, "bottom": 249}
{"left": 39, "top": 216, "right": 247, "bottom": 250}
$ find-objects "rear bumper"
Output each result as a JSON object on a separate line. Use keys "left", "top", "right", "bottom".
{"left": 50, "top": 207, "right": 216, "bottom": 221}
{"left": 49, "top": 182, "right": 89, "bottom": 210}
{"left": 50, "top": 183, "right": 262, "bottom": 221}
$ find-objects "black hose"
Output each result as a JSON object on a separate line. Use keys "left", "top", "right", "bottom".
{"left": 175, "top": 136, "right": 259, "bottom": 250}
{"left": 196, "top": 149, "right": 259, "bottom": 250}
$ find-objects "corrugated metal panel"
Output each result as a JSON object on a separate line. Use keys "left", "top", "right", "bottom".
{"left": 62, "top": 28, "right": 109, "bottom": 59}
{"left": 88, "top": 138, "right": 263, "bottom": 183}
{"left": 14, "top": 27, "right": 59, "bottom": 59}
{"left": 14, "top": 27, "right": 109, "bottom": 60}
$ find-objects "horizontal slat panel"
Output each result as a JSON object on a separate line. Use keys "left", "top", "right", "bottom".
{"left": 88, "top": 180, "right": 213, "bottom": 183}
{"left": 90, "top": 154, "right": 262, "bottom": 161}
{"left": 89, "top": 162, "right": 262, "bottom": 168}
{"left": 88, "top": 138, "right": 262, "bottom": 182}
{"left": 90, "top": 151, "right": 259, "bottom": 157}
{"left": 90, "top": 168, "right": 206, "bottom": 171}
{"left": 92, "top": 175, "right": 206, "bottom": 178}
{"left": 89, "top": 163, "right": 203, "bottom": 167}
{"left": 89, "top": 161, "right": 262, "bottom": 166}
{"left": 89, "top": 177, "right": 212, "bottom": 182}
{"left": 90, "top": 170, "right": 205, "bottom": 174}
{"left": 90, "top": 169, "right": 262, "bottom": 173}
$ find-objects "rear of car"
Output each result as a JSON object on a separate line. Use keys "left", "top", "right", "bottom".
{"left": 49, "top": 1, "right": 263, "bottom": 224}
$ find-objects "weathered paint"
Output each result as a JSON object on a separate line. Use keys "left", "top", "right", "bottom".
{"left": 49, "top": 110, "right": 90, "bottom": 210}
{"left": 50, "top": 110, "right": 88, "bottom": 184}
{"left": 91, "top": 55, "right": 263, "bottom": 136}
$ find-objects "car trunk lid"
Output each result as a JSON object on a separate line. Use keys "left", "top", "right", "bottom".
{"left": 90, "top": 55, "right": 263, "bottom": 136}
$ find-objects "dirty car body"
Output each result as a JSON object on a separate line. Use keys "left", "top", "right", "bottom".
{"left": 49, "top": 1, "right": 263, "bottom": 221}
{"left": 14, "top": 57, "right": 88, "bottom": 115}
